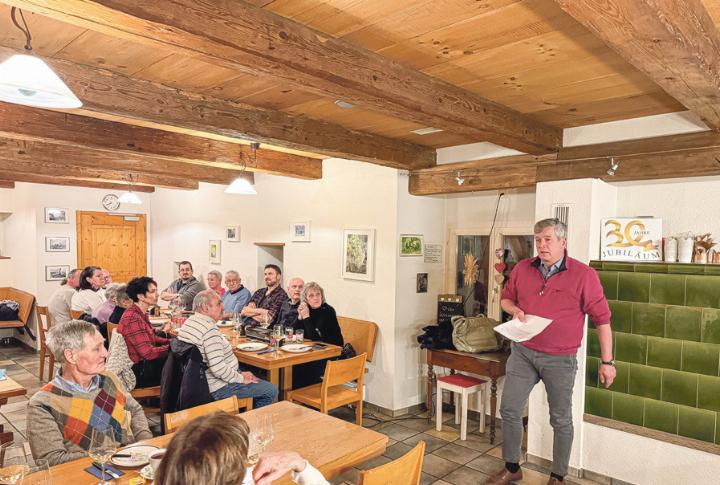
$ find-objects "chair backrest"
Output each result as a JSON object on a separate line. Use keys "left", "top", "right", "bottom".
{"left": 358, "top": 440, "right": 425, "bottom": 485}
{"left": 35, "top": 306, "right": 52, "bottom": 348}
{"left": 0, "top": 287, "right": 35, "bottom": 324}
{"left": 70, "top": 310, "right": 84, "bottom": 320}
{"left": 338, "top": 316, "right": 378, "bottom": 362}
{"left": 322, "top": 352, "right": 367, "bottom": 390}
{"left": 163, "top": 396, "right": 239, "bottom": 434}
{"left": 107, "top": 322, "right": 118, "bottom": 344}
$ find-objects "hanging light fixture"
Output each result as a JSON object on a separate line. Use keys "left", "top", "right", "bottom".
{"left": 0, "top": 8, "right": 82, "bottom": 109}
{"left": 118, "top": 174, "right": 142, "bottom": 204}
{"left": 225, "top": 143, "right": 258, "bottom": 195}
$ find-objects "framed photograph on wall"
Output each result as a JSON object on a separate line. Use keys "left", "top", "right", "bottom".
{"left": 226, "top": 226, "right": 241, "bottom": 242}
{"left": 209, "top": 240, "right": 221, "bottom": 264}
{"left": 44, "top": 208, "right": 69, "bottom": 224}
{"left": 400, "top": 234, "right": 424, "bottom": 257}
{"left": 45, "top": 265, "right": 70, "bottom": 281}
{"left": 416, "top": 273, "right": 428, "bottom": 293}
{"left": 291, "top": 221, "right": 311, "bottom": 242}
{"left": 342, "top": 229, "right": 375, "bottom": 281}
{"left": 45, "top": 237, "right": 70, "bottom": 252}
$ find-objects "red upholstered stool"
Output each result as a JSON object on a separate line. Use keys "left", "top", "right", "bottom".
{"left": 436, "top": 374, "right": 487, "bottom": 440}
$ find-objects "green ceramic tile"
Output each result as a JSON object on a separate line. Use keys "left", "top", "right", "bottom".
{"left": 585, "top": 386, "right": 612, "bottom": 418}
{"left": 604, "top": 262, "right": 635, "bottom": 272}
{"left": 681, "top": 341, "right": 720, "bottom": 376}
{"left": 666, "top": 306, "right": 702, "bottom": 342}
{"left": 587, "top": 328, "right": 601, "bottom": 358}
{"left": 612, "top": 392, "right": 644, "bottom": 426}
{"left": 615, "top": 332, "right": 647, "bottom": 365}
{"left": 618, "top": 272, "right": 650, "bottom": 303}
{"left": 598, "top": 271, "right": 619, "bottom": 300}
{"left": 686, "top": 275, "right": 720, "bottom": 309}
{"left": 662, "top": 369, "right": 699, "bottom": 407}
{"left": 609, "top": 361, "right": 629, "bottom": 394}
{"left": 668, "top": 263, "right": 706, "bottom": 275}
{"left": 586, "top": 356, "right": 599, "bottom": 388}
{"left": 608, "top": 300, "right": 632, "bottom": 333}
{"left": 628, "top": 363, "right": 662, "bottom": 400}
{"left": 678, "top": 406, "right": 716, "bottom": 443}
{"left": 698, "top": 375, "right": 720, "bottom": 412}
{"left": 632, "top": 303, "right": 666, "bottom": 337}
{"left": 702, "top": 308, "right": 720, "bottom": 344}
{"left": 717, "top": 412, "right": 720, "bottom": 445}
{"left": 647, "top": 337, "right": 682, "bottom": 370}
{"left": 704, "top": 265, "right": 720, "bottom": 276}
{"left": 589, "top": 261, "right": 602, "bottom": 269}
{"left": 644, "top": 399, "right": 678, "bottom": 434}
{"left": 649, "top": 274, "right": 685, "bottom": 306}
{"left": 637, "top": 263, "right": 669, "bottom": 273}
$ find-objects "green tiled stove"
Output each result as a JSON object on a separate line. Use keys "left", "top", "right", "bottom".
{"left": 586, "top": 261, "right": 720, "bottom": 448}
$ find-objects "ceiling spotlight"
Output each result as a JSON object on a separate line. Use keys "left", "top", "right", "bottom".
{"left": 455, "top": 171, "right": 465, "bottom": 186}
{"left": 334, "top": 100, "right": 355, "bottom": 109}
{"left": 606, "top": 157, "right": 619, "bottom": 176}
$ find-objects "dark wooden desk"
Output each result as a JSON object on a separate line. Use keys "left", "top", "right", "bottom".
{"left": 426, "top": 348, "right": 509, "bottom": 444}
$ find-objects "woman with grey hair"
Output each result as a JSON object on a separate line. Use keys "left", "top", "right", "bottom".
{"left": 206, "top": 270, "right": 225, "bottom": 297}
{"left": 109, "top": 284, "right": 134, "bottom": 324}
{"left": 92, "top": 282, "right": 125, "bottom": 324}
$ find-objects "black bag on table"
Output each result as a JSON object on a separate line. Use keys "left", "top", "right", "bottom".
{"left": 416, "top": 321, "right": 456, "bottom": 350}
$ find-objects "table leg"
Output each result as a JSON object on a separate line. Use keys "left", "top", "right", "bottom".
{"left": 426, "top": 363, "right": 434, "bottom": 423}
{"left": 0, "top": 398, "right": 10, "bottom": 444}
{"left": 490, "top": 377, "right": 498, "bottom": 444}
{"left": 281, "top": 366, "right": 293, "bottom": 401}
{"left": 269, "top": 368, "right": 280, "bottom": 395}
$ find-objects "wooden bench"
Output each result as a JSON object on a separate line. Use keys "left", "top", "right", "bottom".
{"left": 0, "top": 287, "right": 36, "bottom": 340}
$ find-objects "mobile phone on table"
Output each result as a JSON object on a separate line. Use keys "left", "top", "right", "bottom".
{"left": 312, "top": 343, "right": 327, "bottom": 350}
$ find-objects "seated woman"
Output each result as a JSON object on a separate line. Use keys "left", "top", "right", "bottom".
{"left": 207, "top": 269, "right": 225, "bottom": 297}
{"left": 155, "top": 411, "right": 329, "bottom": 485}
{"left": 293, "top": 282, "right": 344, "bottom": 389}
{"left": 70, "top": 266, "right": 107, "bottom": 315}
{"left": 119, "top": 276, "right": 171, "bottom": 388}
{"left": 108, "top": 284, "right": 134, "bottom": 324}
{"left": 92, "top": 283, "right": 123, "bottom": 324}
{"left": 27, "top": 320, "right": 152, "bottom": 466}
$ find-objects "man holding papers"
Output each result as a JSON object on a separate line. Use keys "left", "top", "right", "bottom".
{"left": 486, "top": 218, "right": 615, "bottom": 485}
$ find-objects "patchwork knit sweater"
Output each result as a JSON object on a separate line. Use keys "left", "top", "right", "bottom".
{"left": 27, "top": 371, "right": 152, "bottom": 466}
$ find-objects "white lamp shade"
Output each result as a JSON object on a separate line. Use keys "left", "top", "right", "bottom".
{"left": 0, "top": 54, "right": 82, "bottom": 109}
{"left": 118, "top": 191, "right": 142, "bottom": 204}
{"left": 225, "top": 177, "right": 257, "bottom": 195}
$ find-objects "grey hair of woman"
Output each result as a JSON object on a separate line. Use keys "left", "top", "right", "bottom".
{"left": 46, "top": 320, "right": 99, "bottom": 364}
{"left": 301, "top": 282, "right": 326, "bottom": 304}
{"left": 208, "top": 270, "right": 223, "bottom": 281}
{"left": 533, "top": 218, "right": 567, "bottom": 239}
{"left": 192, "top": 289, "right": 221, "bottom": 312}
{"left": 104, "top": 283, "right": 126, "bottom": 302}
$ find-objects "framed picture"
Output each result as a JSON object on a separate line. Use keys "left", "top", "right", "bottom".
{"left": 342, "top": 229, "right": 375, "bottom": 281}
{"left": 226, "top": 226, "right": 241, "bottom": 242}
{"left": 400, "top": 234, "right": 424, "bottom": 257}
{"left": 416, "top": 273, "right": 428, "bottom": 293}
{"left": 291, "top": 221, "right": 311, "bottom": 242}
{"left": 45, "top": 265, "right": 70, "bottom": 281}
{"left": 44, "top": 207, "right": 69, "bottom": 224}
{"left": 209, "top": 240, "right": 221, "bottom": 264}
{"left": 45, "top": 236, "right": 70, "bottom": 252}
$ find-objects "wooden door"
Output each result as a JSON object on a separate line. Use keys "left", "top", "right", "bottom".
{"left": 76, "top": 211, "right": 147, "bottom": 283}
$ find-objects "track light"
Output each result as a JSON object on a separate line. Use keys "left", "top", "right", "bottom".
{"left": 607, "top": 157, "right": 619, "bottom": 176}
{"left": 455, "top": 171, "right": 465, "bottom": 186}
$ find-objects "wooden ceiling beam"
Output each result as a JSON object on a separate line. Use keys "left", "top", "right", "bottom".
{"left": 0, "top": 103, "right": 322, "bottom": 180}
{"left": 0, "top": 44, "right": 435, "bottom": 171}
{"left": 3, "top": 0, "right": 561, "bottom": 154}
{"left": 0, "top": 173, "right": 155, "bottom": 192}
{"left": 554, "top": 0, "right": 720, "bottom": 130}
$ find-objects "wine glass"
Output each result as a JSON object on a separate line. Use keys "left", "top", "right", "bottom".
{"left": 20, "top": 458, "right": 50, "bottom": 485}
{"left": 89, "top": 426, "right": 118, "bottom": 485}
{"left": 246, "top": 415, "right": 274, "bottom": 466}
{"left": 0, "top": 443, "right": 28, "bottom": 485}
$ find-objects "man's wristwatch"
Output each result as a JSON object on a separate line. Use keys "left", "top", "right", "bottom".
{"left": 601, "top": 360, "right": 615, "bottom": 367}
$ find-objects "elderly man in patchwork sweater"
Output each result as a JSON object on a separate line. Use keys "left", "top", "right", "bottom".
{"left": 28, "top": 320, "right": 152, "bottom": 466}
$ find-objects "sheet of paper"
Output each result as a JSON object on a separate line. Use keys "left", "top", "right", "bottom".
{"left": 493, "top": 314, "right": 553, "bottom": 342}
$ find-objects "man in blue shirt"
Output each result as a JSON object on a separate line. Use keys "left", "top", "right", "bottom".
{"left": 221, "top": 270, "right": 252, "bottom": 319}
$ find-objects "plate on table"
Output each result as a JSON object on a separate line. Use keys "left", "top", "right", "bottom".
{"left": 216, "top": 320, "right": 234, "bottom": 328}
{"left": 236, "top": 342, "right": 268, "bottom": 352}
{"left": 281, "top": 343, "right": 312, "bottom": 353}
{"left": 149, "top": 318, "right": 168, "bottom": 327}
{"left": 111, "top": 444, "right": 159, "bottom": 468}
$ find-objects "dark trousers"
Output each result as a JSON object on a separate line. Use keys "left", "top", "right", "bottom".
{"left": 132, "top": 357, "right": 166, "bottom": 388}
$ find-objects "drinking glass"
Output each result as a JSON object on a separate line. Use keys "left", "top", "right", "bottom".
{"left": 294, "top": 329, "right": 304, "bottom": 343}
{"left": 89, "top": 426, "right": 118, "bottom": 485}
{"left": 285, "top": 327, "right": 294, "bottom": 341}
{"left": 246, "top": 414, "right": 274, "bottom": 466}
{"left": 21, "top": 458, "right": 50, "bottom": 485}
{"left": 0, "top": 443, "right": 28, "bottom": 485}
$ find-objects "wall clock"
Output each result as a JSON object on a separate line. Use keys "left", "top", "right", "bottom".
{"left": 102, "top": 193, "right": 120, "bottom": 212}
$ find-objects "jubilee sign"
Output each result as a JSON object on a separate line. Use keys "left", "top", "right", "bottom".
{"left": 600, "top": 218, "right": 662, "bottom": 261}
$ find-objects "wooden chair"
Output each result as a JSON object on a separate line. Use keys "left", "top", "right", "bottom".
{"left": 35, "top": 306, "right": 55, "bottom": 381}
{"left": 358, "top": 440, "right": 425, "bottom": 485}
{"left": 287, "top": 353, "right": 367, "bottom": 425}
{"left": 163, "top": 395, "right": 253, "bottom": 434}
{"left": 107, "top": 322, "right": 118, "bottom": 344}
{"left": 130, "top": 386, "right": 162, "bottom": 414}
{"left": 0, "top": 287, "right": 36, "bottom": 339}
{"left": 338, "top": 317, "right": 378, "bottom": 363}
{"left": 70, "top": 310, "right": 84, "bottom": 320}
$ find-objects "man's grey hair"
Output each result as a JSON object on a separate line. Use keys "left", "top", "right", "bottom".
{"left": 208, "top": 270, "right": 223, "bottom": 281}
{"left": 534, "top": 218, "right": 567, "bottom": 239}
{"left": 225, "top": 270, "right": 240, "bottom": 280}
{"left": 301, "top": 282, "right": 326, "bottom": 305}
{"left": 104, "top": 283, "right": 125, "bottom": 302}
{"left": 46, "top": 320, "right": 98, "bottom": 364}
{"left": 193, "top": 289, "right": 221, "bottom": 313}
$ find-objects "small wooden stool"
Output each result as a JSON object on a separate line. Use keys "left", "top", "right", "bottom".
{"left": 436, "top": 373, "right": 487, "bottom": 440}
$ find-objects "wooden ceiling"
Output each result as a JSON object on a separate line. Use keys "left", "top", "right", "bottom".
{"left": 0, "top": 0, "right": 717, "bottom": 193}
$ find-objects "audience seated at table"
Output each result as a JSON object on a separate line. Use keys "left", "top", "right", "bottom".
{"left": 120, "top": 276, "right": 171, "bottom": 388}
{"left": 160, "top": 260, "right": 203, "bottom": 311}
{"left": 293, "top": 282, "right": 344, "bottom": 389}
{"left": 27, "top": 320, "right": 152, "bottom": 466}
{"left": 71, "top": 266, "right": 107, "bottom": 314}
{"left": 241, "top": 264, "right": 288, "bottom": 326}
{"left": 221, "top": 270, "right": 252, "bottom": 319}
{"left": 178, "top": 290, "right": 278, "bottom": 408}
{"left": 108, "top": 284, "right": 134, "bottom": 324}
{"left": 91, "top": 283, "right": 123, "bottom": 324}
{"left": 207, "top": 269, "right": 225, "bottom": 297}
{"left": 277, "top": 277, "right": 305, "bottom": 329}
{"left": 47, "top": 268, "right": 81, "bottom": 325}
{"left": 155, "top": 411, "right": 329, "bottom": 485}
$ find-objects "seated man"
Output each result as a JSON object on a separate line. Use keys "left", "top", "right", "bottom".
{"left": 120, "top": 276, "right": 170, "bottom": 388}
{"left": 27, "top": 320, "right": 152, "bottom": 466}
{"left": 47, "top": 268, "right": 80, "bottom": 325}
{"left": 221, "top": 270, "right": 252, "bottom": 320}
{"left": 178, "top": 290, "right": 277, "bottom": 408}
{"left": 160, "top": 260, "right": 202, "bottom": 311}
{"left": 276, "top": 277, "right": 304, "bottom": 329}
{"left": 240, "top": 264, "right": 288, "bottom": 326}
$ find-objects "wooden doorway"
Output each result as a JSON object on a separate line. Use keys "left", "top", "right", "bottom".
{"left": 76, "top": 211, "right": 147, "bottom": 283}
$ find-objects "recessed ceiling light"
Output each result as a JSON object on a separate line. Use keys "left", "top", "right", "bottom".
{"left": 334, "top": 100, "right": 355, "bottom": 109}
{"left": 411, "top": 127, "right": 444, "bottom": 135}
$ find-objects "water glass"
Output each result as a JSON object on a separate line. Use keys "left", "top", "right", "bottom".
{"left": 294, "top": 329, "right": 304, "bottom": 343}
{"left": 0, "top": 443, "right": 28, "bottom": 485}
{"left": 272, "top": 324, "right": 284, "bottom": 339}
{"left": 89, "top": 426, "right": 117, "bottom": 485}
{"left": 284, "top": 327, "right": 294, "bottom": 341}
{"left": 21, "top": 459, "right": 50, "bottom": 485}
{"left": 246, "top": 414, "right": 274, "bottom": 466}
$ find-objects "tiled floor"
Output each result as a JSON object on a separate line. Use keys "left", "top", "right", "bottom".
{"left": 1, "top": 342, "right": 604, "bottom": 485}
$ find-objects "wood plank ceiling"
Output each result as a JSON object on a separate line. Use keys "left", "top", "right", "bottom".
{"left": 0, "top": 0, "right": 716, "bottom": 193}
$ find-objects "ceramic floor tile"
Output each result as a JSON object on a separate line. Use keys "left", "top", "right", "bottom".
{"left": 355, "top": 454, "right": 392, "bottom": 470}
{"left": 383, "top": 441, "right": 413, "bottom": 460}
{"left": 466, "top": 454, "right": 505, "bottom": 474}
{"left": 420, "top": 472, "right": 436, "bottom": 485}
{"left": 454, "top": 434, "right": 497, "bottom": 453}
{"left": 377, "top": 423, "right": 420, "bottom": 441}
{"left": 486, "top": 446, "right": 503, "bottom": 459}
{"left": 396, "top": 417, "right": 437, "bottom": 433}
{"left": 432, "top": 443, "right": 481, "bottom": 465}
{"left": 422, "top": 454, "right": 462, "bottom": 478}
{"left": 1, "top": 400, "right": 29, "bottom": 414}
{"left": 424, "top": 427, "right": 461, "bottom": 442}
{"left": 441, "top": 465, "right": 490, "bottom": 485}
{"left": 402, "top": 432, "right": 450, "bottom": 453}
{"left": 431, "top": 481, "right": 453, "bottom": 485}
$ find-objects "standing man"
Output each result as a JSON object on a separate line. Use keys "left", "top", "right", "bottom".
{"left": 47, "top": 268, "right": 81, "bottom": 325}
{"left": 276, "top": 277, "right": 305, "bottom": 329}
{"left": 241, "top": 264, "right": 288, "bottom": 325}
{"left": 161, "top": 261, "right": 202, "bottom": 311}
{"left": 486, "top": 218, "right": 615, "bottom": 485}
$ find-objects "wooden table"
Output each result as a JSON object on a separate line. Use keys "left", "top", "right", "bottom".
{"left": 219, "top": 327, "right": 342, "bottom": 399}
{"left": 42, "top": 401, "right": 387, "bottom": 484}
{"left": 426, "top": 348, "right": 509, "bottom": 444}
{"left": 0, "top": 376, "right": 26, "bottom": 444}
